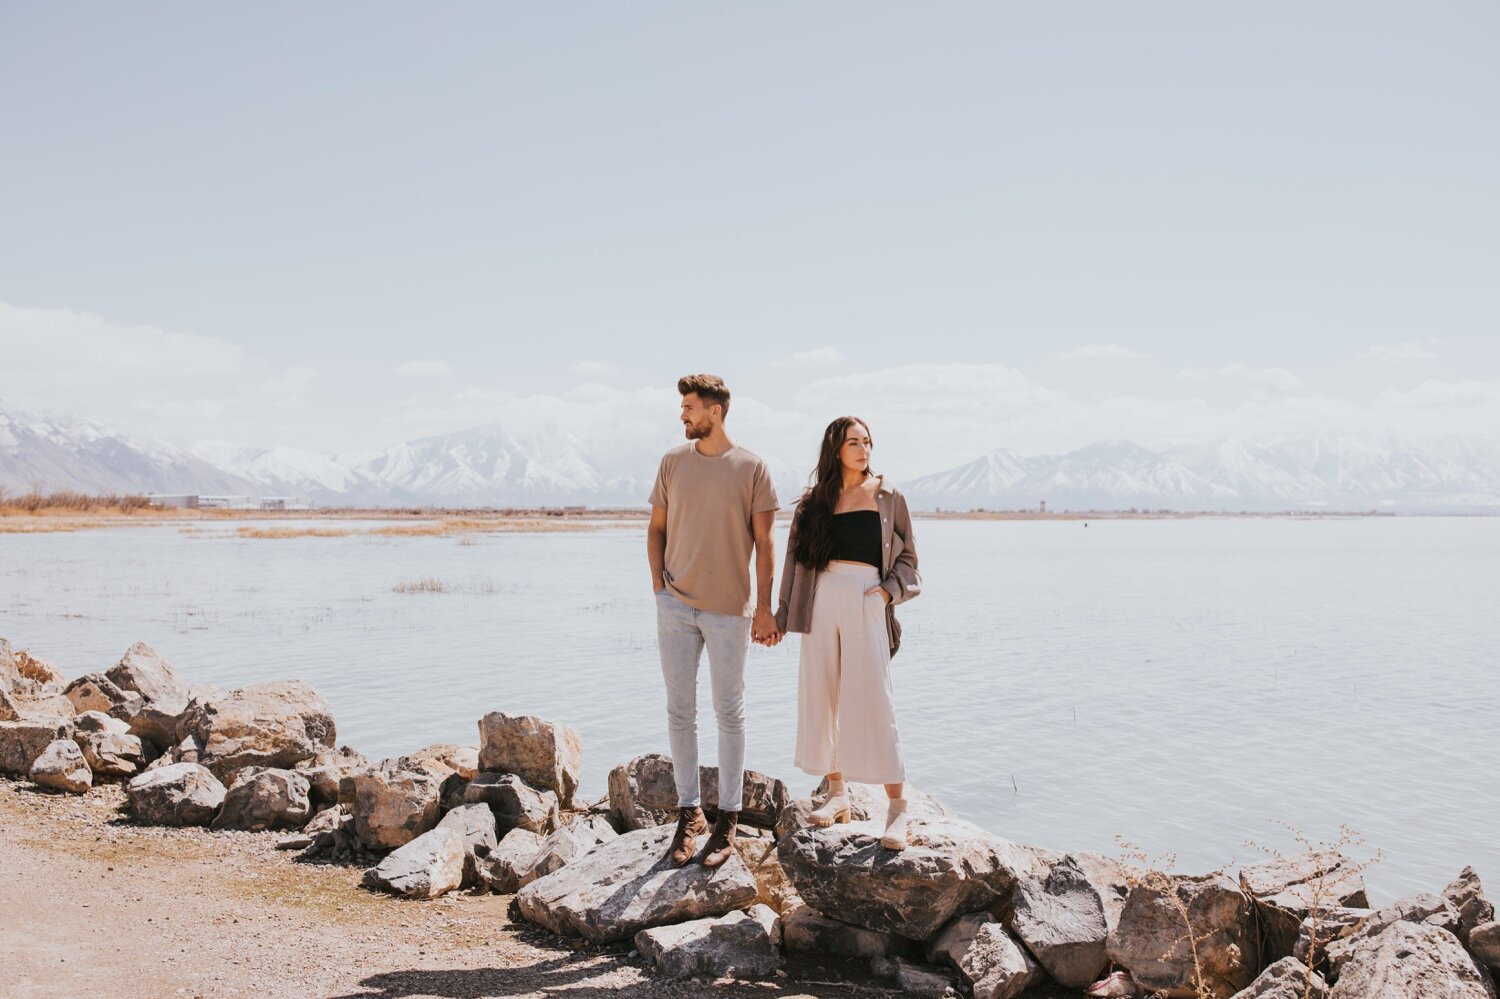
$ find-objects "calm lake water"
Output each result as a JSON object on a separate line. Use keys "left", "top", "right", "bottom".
{"left": 2, "top": 516, "right": 1495, "bottom": 901}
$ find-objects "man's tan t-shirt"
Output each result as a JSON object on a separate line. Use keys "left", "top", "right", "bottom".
{"left": 649, "top": 442, "right": 780, "bottom": 618}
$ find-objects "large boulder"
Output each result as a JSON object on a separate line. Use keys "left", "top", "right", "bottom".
{"left": 396, "top": 743, "right": 479, "bottom": 782}
{"left": 1291, "top": 905, "right": 1372, "bottom": 974}
{"left": 775, "top": 779, "right": 955, "bottom": 841}
{"left": 477, "top": 827, "right": 545, "bottom": 894}
{"left": 635, "top": 905, "right": 782, "bottom": 980}
{"left": 928, "top": 912, "right": 1040, "bottom": 999}
{"left": 515, "top": 824, "right": 759, "bottom": 943}
{"left": 1322, "top": 892, "right": 1460, "bottom": 978}
{"left": 1234, "top": 957, "right": 1329, "bottom": 999}
{"left": 608, "top": 753, "right": 789, "bottom": 831}
{"left": 1106, "top": 872, "right": 1257, "bottom": 999}
{"left": 176, "top": 680, "right": 336, "bottom": 782}
{"left": 518, "top": 813, "right": 619, "bottom": 888}
{"left": 63, "top": 673, "right": 143, "bottom": 720}
{"left": 477, "top": 712, "right": 582, "bottom": 808}
{"left": 736, "top": 828, "right": 799, "bottom": 915}
{"left": 29, "top": 738, "right": 92, "bottom": 794}
{"left": 1328, "top": 921, "right": 1498, "bottom": 999}
{"left": 1007, "top": 851, "right": 1129, "bottom": 988}
{"left": 777, "top": 815, "right": 1046, "bottom": 940}
{"left": 364, "top": 825, "right": 467, "bottom": 900}
{"left": 9, "top": 646, "right": 66, "bottom": 688}
{"left": 126, "top": 762, "right": 227, "bottom": 826}
{"left": 296, "top": 746, "right": 373, "bottom": 808}
{"left": 461, "top": 772, "right": 559, "bottom": 836}
{"left": 105, "top": 642, "right": 187, "bottom": 706}
{"left": 75, "top": 730, "right": 146, "bottom": 780}
{"left": 1471, "top": 921, "right": 1500, "bottom": 971}
{"left": 349, "top": 767, "right": 442, "bottom": 851}
{"left": 782, "top": 903, "right": 907, "bottom": 958}
{"left": 1444, "top": 867, "right": 1496, "bottom": 947}
{"left": 436, "top": 803, "right": 499, "bottom": 887}
{"left": 1238, "top": 852, "right": 1369, "bottom": 964}
{"left": 212, "top": 768, "right": 312, "bottom": 831}
{"left": 871, "top": 957, "right": 959, "bottom": 998}
{"left": 0, "top": 717, "right": 75, "bottom": 775}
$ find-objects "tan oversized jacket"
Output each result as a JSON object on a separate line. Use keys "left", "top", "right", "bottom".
{"left": 774, "top": 478, "right": 921, "bottom": 657}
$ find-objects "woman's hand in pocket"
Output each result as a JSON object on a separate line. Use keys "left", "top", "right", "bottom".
{"left": 865, "top": 585, "right": 892, "bottom": 606}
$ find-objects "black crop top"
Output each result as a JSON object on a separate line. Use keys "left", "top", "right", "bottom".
{"left": 830, "top": 510, "right": 882, "bottom": 568}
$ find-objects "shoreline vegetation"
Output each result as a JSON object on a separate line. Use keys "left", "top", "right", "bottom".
{"left": 0, "top": 488, "right": 1475, "bottom": 536}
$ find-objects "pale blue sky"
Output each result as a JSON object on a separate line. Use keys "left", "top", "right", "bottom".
{"left": 2, "top": 3, "right": 1496, "bottom": 473}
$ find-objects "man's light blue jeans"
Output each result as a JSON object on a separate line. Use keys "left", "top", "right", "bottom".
{"left": 655, "top": 589, "right": 748, "bottom": 812}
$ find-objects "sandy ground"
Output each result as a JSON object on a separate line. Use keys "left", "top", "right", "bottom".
{"left": 1, "top": 777, "right": 939, "bottom": 999}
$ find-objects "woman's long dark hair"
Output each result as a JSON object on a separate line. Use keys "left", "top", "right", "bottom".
{"left": 792, "top": 415, "right": 873, "bottom": 570}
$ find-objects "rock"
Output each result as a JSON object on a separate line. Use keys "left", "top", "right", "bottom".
{"left": 1323, "top": 892, "right": 1460, "bottom": 978}
{"left": 75, "top": 729, "right": 146, "bottom": 780}
{"left": 515, "top": 824, "right": 759, "bottom": 943}
{"left": 0, "top": 687, "right": 21, "bottom": 721}
{"left": 1471, "top": 921, "right": 1500, "bottom": 971}
{"left": 1233, "top": 956, "right": 1329, "bottom": 999}
{"left": 783, "top": 903, "right": 907, "bottom": 958}
{"left": 776, "top": 778, "right": 956, "bottom": 841}
{"left": 63, "top": 673, "right": 143, "bottom": 720}
{"left": 518, "top": 813, "right": 620, "bottom": 887}
{"left": 1328, "top": 921, "right": 1498, "bottom": 999}
{"left": 73, "top": 710, "right": 130, "bottom": 735}
{"left": 929, "top": 913, "right": 1040, "bottom": 999}
{"left": 304, "top": 803, "right": 351, "bottom": 835}
{"left": 212, "top": 768, "right": 312, "bottom": 831}
{"left": 14, "top": 648, "right": 66, "bottom": 687}
{"left": 398, "top": 743, "right": 479, "bottom": 781}
{"left": 736, "top": 830, "right": 800, "bottom": 915}
{"left": 126, "top": 762, "right": 227, "bottom": 826}
{"left": 363, "top": 825, "right": 467, "bottom": 900}
{"left": 437, "top": 803, "right": 499, "bottom": 887}
{"left": 0, "top": 717, "right": 76, "bottom": 775}
{"left": 478, "top": 712, "right": 582, "bottom": 808}
{"left": 297, "top": 745, "right": 373, "bottom": 807}
{"left": 777, "top": 815, "right": 1046, "bottom": 939}
{"left": 1292, "top": 905, "right": 1372, "bottom": 973}
{"left": 608, "top": 752, "right": 789, "bottom": 831}
{"left": 871, "top": 956, "right": 958, "bottom": 998}
{"left": 350, "top": 767, "right": 442, "bottom": 851}
{"left": 1444, "top": 867, "right": 1496, "bottom": 946}
{"left": 461, "top": 772, "right": 559, "bottom": 836}
{"left": 1238, "top": 852, "right": 1370, "bottom": 964}
{"left": 1106, "top": 872, "right": 1257, "bottom": 999}
{"left": 29, "top": 738, "right": 92, "bottom": 793}
{"left": 635, "top": 904, "right": 783, "bottom": 980}
{"left": 176, "top": 680, "right": 336, "bottom": 782}
{"left": 1008, "top": 851, "right": 1130, "bottom": 987}
{"left": 105, "top": 642, "right": 187, "bottom": 705}
{"left": 477, "top": 827, "right": 545, "bottom": 894}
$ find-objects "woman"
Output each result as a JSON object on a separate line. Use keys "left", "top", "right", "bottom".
{"left": 775, "top": 416, "right": 921, "bottom": 849}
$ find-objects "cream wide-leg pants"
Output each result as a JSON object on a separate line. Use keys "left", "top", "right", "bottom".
{"left": 794, "top": 561, "right": 906, "bottom": 784}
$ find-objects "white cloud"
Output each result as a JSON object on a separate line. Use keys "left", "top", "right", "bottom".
{"left": 395, "top": 360, "right": 453, "bottom": 377}
{"left": 1178, "top": 363, "right": 1305, "bottom": 396}
{"left": 1361, "top": 339, "right": 1439, "bottom": 362}
{"left": 775, "top": 347, "right": 844, "bottom": 368}
{"left": 1374, "top": 378, "right": 1500, "bottom": 409}
{"left": 1056, "top": 343, "right": 1143, "bottom": 360}
{"left": 569, "top": 361, "right": 618, "bottom": 377}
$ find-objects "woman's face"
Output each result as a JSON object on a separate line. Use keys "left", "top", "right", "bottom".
{"left": 838, "top": 422, "right": 871, "bottom": 475}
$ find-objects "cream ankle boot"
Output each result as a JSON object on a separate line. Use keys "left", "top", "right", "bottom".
{"left": 808, "top": 779, "right": 850, "bottom": 827}
{"left": 880, "top": 797, "right": 909, "bottom": 849}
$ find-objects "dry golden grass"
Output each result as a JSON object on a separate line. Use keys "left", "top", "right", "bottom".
{"left": 391, "top": 575, "right": 496, "bottom": 594}
{"left": 235, "top": 526, "right": 355, "bottom": 539}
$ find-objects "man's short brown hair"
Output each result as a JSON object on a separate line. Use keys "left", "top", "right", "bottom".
{"left": 678, "top": 374, "right": 731, "bottom": 418}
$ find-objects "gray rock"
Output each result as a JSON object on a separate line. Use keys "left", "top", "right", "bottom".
{"left": 72, "top": 710, "right": 129, "bottom": 735}
{"left": 1292, "top": 905, "right": 1372, "bottom": 973}
{"left": 477, "top": 827, "right": 545, "bottom": 894}
{"left": 1471, "top": 921, "right": 1500, "bottom": 971}
{"left": 461, "top": 772, "right": 559, "bottom": 836}
{"left": 29, "top": 738, "right": 92, "bottom": 793}
{"left": 783, "top": 903, "right": 907, "bottom": 958}
{"left": 63, "top": 673, "right": 143, "bottom": 720}
{"left": 1323, "top": 892, "right": 1460, "bottom": 978}
{"left": 397, "top": 743, "right": 479, "bottom": 782}
{"left": 929, "top": 913, "right": 1040, "bottom": 999}
{"left": 212, "top": 768, "right": 312, "bottom": 831}
{"left": 1008, "top": 851, "right": 1130, "bottom": 988}
{"left": 735, "top": 830, "right": 800, "bottom": 915}
{"left": 777, "top": 815, "right": 1046, "bottom": 939}
{"left": 296, "top": 746, "right": 373, "bottom": 807}
{"left": 519, "top": 813, "right": 619, "bottom": 887}
{"left": 350, "top": 767, "right": 442, "bottom": 850}
{"left": 1239, "top": 851, "right": 1369, "bottom": 964}
{"left": 1106, "top": 872, "right": 1257, "bottom": 999}
{"left": 175, "top": 679, "right": 336, "bottom": 782}
{"left": 1444, "top": 867, "right": 1496, "bottom": 946}
{"left": 0, "top": 717, "right": 76, "bottom": 775}
{"left": 478, "top": 712, "right": 582, "bottom": 808}
{"left": 607, "top": 752, "right": 789, "bottom": 831}
{"left": 1328, "top": 921, "right": 1497, "bottom": 999}
{"left": 4, "top": 645, "right": 66, "bottom": 689}
{"left": 635, "top": 904, "right": 783, "bottom": 980}
{"left": 437, "top": 803, "right": 499, "bottom": 887}
{"left": 871, "top": 956, "right": 958, "bottom": 999}
{"left": 126, "top": 762, "right": 227, "bottom": 826}
{"left": 1233, "top": 956, "right": 1329, "bottom": 999}
{"left": 515, "top": 824, "right": 759, "bottom": 943}
{"left": 776, "top": 779, "right": 960, "bottom": 842}
{"left": 105, "top": 642, "right": 187, "bottom": 705}
{"left": 364, "top": 825, "right": 467, "bottom": 900}
{"left": 75, "top": 729, "right": 146, "bottom": 780}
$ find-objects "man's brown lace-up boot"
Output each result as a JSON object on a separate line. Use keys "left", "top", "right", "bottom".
{"left": 701, "top": 810, "right": 739, "bottom": 869}
{"left": 667, "top": 806, "right": 708, "bottom": 867}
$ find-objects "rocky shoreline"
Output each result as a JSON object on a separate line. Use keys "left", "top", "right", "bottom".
{"left": 4, "top": 636, "right": 1498, "bottom": 998}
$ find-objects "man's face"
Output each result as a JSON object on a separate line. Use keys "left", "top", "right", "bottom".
{"left": 680, "top": 393, "right": 717, "bottom": 439}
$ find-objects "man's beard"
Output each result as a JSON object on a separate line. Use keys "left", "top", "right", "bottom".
{"left": 683, "top": 420, "right": 710, "bottom": 439}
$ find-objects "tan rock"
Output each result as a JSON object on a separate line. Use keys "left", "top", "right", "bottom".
{"left": 76, "top": 729, "right": 145, "bottom": 780}
{"left": 176, "top": 679, "right": 336, "bottom": 782}
{"left": 29, "top": 738, "right": 92, "bottom": 794}
{"left": 364, "top": 826, "right": 466, "bottom": 900}
{"left": 635, "top": 905, "right": 783, "bottom": 980}
{"left": 0, "top": 717, "right": 76, "bottom": 775}
{"left": 63, "top": 673, "right": 143, "bottom": 719}
{"left": 461, "top": 772, "right": 559, "bottom": 836}
{"left": 1105, "top": 871, "right": 1256, "bottom": 999}
{"left": 350, "top": 767, "right": 441, "bottom": 851}
{"left": 212, "top": 768, "right": 312, "bottom": 831}
{"left": 477, "top": 713, "right": 582, "bottom": 808}
{"left": 1328, "top": 921, "right": 1497, "bottom": 999}
{"left": 126, "top": 762, "right": 227, "bottom": 826}
{"left": 608, "top": 753, "right": 790, "bottom": 831}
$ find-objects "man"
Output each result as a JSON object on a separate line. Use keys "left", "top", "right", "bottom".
{"left": 647, "top": 373, "right": 780, "bottom": 868}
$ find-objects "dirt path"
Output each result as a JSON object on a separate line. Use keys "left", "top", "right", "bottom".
{"left": 1, "top": 778, "right": 917, "bottom": 999}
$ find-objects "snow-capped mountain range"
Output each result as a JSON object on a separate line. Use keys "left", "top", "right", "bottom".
{"left": 2, "top": 398, "right": 1498, "bottom": 512}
